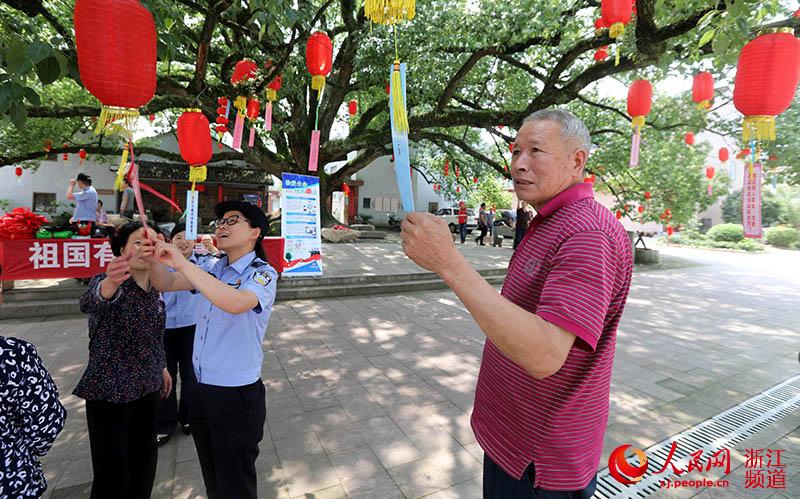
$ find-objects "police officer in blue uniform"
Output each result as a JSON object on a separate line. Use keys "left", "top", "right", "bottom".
{"left": 144, "top": 201, "right": 277, "bottom": 499}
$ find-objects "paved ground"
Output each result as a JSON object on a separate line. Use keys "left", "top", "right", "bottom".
{"left": 2, "top": 241, "right": 798, "bottom": 498}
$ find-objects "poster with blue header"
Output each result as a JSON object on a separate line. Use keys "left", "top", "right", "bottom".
{"left": 280, "top": 173, "right": 323, "bottom": 277}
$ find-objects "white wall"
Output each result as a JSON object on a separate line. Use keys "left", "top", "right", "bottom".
{"left": 1, "top": 156, "right": 119, "bottom": 215}
{"left": 354, "top": 155, "right": 449, "bottom": 225}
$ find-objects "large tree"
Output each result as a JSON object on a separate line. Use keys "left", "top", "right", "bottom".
{"left": 1, "top": 0, "right": 797, "bottom": 221}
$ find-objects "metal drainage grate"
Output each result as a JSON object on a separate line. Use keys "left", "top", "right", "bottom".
{"left": 594, "top": 373, "right": 800, "bottom": 498}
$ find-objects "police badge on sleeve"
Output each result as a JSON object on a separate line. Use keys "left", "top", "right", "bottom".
{"left": 253, "top": 269, "right": 273, "bottom": 286}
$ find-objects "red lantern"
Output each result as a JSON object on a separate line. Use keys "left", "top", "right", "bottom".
{"left": 43, "top": 139, "right": 52, "bottom": 152}
{"left": 769, "top": 154, "right": 778, "bottom": 162}
{"left": 733, "top": 31, "right": 800, "bottom": 142}
{"left": 217, "top": 97, "right": 228, "bottom": 106}
{"left": 593, "top": 48, "right": 609, "bottom": 62}
{"left": 667, "top": 225, "right": 674, "bottom": 236}
{"left": 685, "top": 132, "right": 695, "bottom": 145}
{"left": 627, "top": 79, "right": 652, "bottom": 167}
{"left": 148, "top": 113, "right": 155, "bottom": 122}
{"left": 348, "top": 100, "right": 358, "bottom": 117}
{"left": 627, "top": 80, "right": 653, "bottom": 123}
{"left": 444, "top": 159, "right": 449, "bottom": 176}
{"left": 615, "top": 210, "right": 622, "bottom": 219}
{"left": 637, "top": 205, "right": 644, "bottom": 214}
{"left": 306, "top": 31, "right": 333, "bottom": 91}
{"left": 601, "top": 0, "right": 632, "bottom": 39}
{"left": 455, "top": 163, "right": 460, "bottom": 178}
{"left": 15, "top": 166, "right": 22, "bottom": 177}
{"left": 718, "top": 147, "right": 729, "bottom": 163}
{"left": 246, "top": 99, "right": 260, "bottom": 120}
{"left": 177, "top": 110, "right": 212, "bottom": 186}
{"left": 705, "top": 166, "right": 715, "bottom": 180}
{"left": 736, "top": 148, "right": 751, "bottom": 159}
{"left": 584, "top": 174, "right": 596, "bottom": 183}
{"left": 231, "top": 60, "right": 258, "bottom": 85}
{"left": 342, "top": 183, "right": 351, "bottom": 196}
{"left": 74, "top": 0, "right": 157, "bottom": 133}
{"left": 644, "top": 191, "right": 651, "bottom": 201}
{"left": 473, "top": 176, "right": 478, "bottom": 184}
{"left": 62, "top": 142, "right": 69, "bottom": 161}
{"left": 692, "top": 72, "right": 714, "bottom": 110}
{"left": 456, "top": 186, "right": 461, "bottom": 193}
{"left": 509, "top": 142, "right": 514, "bottom": 153}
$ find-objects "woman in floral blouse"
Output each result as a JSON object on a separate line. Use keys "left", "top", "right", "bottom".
{"left": 74, "top": 222, "right": 172, "bottom": 499}
{"left": 0, "top": 336, "right": 66, "bottom": 497}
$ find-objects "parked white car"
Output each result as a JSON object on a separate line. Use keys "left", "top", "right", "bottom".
{"left": 434, "top": 207, "right": 478, "bottom": 234}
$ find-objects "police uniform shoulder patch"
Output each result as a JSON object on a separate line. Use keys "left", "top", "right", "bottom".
{"left": 252, "top": 269, "right": 273, "bottom": 286}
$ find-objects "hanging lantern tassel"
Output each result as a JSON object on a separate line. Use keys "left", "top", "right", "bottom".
{"left": 189, "top": 165, "right": 207, "bottom": 192}
{"left": 232, "top": 96, "right": 246, "bottom": 150}
{"left": 114, "top": 146, "right": 131, "bottom": 191}
{"left": 629, "top": 117, "right": 644, "bottom": 167}
{"left": 391, "top": 60, "right": 409, "bottom": 133}
{"left": 742, "top": 116, "right": 775, "bottom": 142}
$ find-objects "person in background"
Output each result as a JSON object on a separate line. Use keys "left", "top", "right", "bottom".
{"left": 486, "top": 206, "right": 496, "bottom": 239}
{"left": 120, "top": 178, "right": 136, "bottom": 219}
{"left": 457, "top": 201, "right": 468, "bottom": 244}
{"left": 74, "top": 222, "right": 172, "bottom": 499}
{"left": 143, "top": 201, "right": 277, "bottom": 499}
{"left": 0, "top": 336, "right": 66, "bottom": 498}
{"left": 96, "top": 200, "right": 109, "bottom": 225}
{"left": 475, "top": 202, "right": 488, "bottom": 246}
{"left": 67, "top": 173, "right": 98, "bottom": 231}
{"left": 156, "top": 223, "right": 211, "bottom": 446}
{"left": 513, "top": 201, "right": 530, "bottom": 250}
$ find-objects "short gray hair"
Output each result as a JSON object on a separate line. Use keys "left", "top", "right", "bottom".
{"left": 522, "top": 109, "right": 591, "bottom": 153}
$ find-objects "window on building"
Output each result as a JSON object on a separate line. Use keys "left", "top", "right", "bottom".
{"left": 428, "top": 202, "right": 438, "bottom": 213}
{"left": 363, "top": 197, "right": 371, "bottom": 209}
{"left": 32, "top": 192, "right": 56, "bottom": 212}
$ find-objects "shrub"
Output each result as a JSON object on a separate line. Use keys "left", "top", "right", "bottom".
{"left": 735, "top": 239, "right": 765, "bottom": 252}
{"left": 709, "top": 241, "right": 737, "bottom": 249}
{"left": 667, "top": 234, "right": 685, "bottom": 245}
{"left": 765, "top": 226, "right": 799, "bottom": 248}
{"left": 707, "top": 223, "right": 744, "bottom": 243}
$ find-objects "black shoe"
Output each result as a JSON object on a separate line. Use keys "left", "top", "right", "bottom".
{"left": 157, "top": 433, "right": 171, "bottom": 446}
{"left": 181, "top": 424, "right": 191, "bottom": 435}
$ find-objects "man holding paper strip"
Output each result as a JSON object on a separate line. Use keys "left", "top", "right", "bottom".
{"left": 401, "top": 109, "right": 633, "bottom": 499}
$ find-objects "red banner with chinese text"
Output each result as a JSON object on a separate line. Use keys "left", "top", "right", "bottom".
{"left": 0, "top": 238, "right": 114, "bottom": 280}
{"left": 742, "top": 163, "right": 762, "bottom": 239}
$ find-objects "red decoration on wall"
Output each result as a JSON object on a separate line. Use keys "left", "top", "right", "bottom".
{"left": 733, "top": 31, "right": 800, "bottom": 142}
{"left": 74, "top": 0, "right": 157, "bottom": 133}
{"left": 692, "top": 72, "right": 714, "bottom": 109}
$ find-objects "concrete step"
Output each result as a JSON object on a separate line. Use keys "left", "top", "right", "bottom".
{"left": 0, "top": 269, "right": 507, "bottom": 319}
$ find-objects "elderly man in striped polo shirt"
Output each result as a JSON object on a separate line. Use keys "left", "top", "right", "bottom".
{"left": 401, "top": 109, "right": 633, "bottom": 499}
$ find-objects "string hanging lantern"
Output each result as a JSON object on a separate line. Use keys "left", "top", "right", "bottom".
{"left": 627, "top": 79, "right": 652, "bottom": 167}
{"left": 705, "top": 166, "right": 715, "bottom": 196}
{"left": 365, "top": 0, "right": 415, "bottom": 133}
{"left": 264, "top": 61, "right": 282, "bottom": 132}
{"left": 177, "top": 110, "right": 212, "bottom": 189}
{"left": 734, "top": 30, "right": 800, "bottom": 143}
{"left": 74, "top": 0, "right": 156, "bottom": 136}
{"left": 230, "top": 59, "right": 258, "bottom": 150}
{"left": 692, "top": 72, "right": 714, "bottom": 110}
{"left": 246, "top": 98, "right": 260, "bottom": 148}
{"left": 601, "top": 0, "right": 632, "bottom": 65}
{"left": 305, "top": 31, "right": 333, "bottom": 172}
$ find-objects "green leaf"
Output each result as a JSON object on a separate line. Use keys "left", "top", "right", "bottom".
{"left": 23, "top": 87, "right": 41, "bottom": 106}
{"left": 712, "top": 32, "right": 730, "bottom": 56}
{"left": 27, "top": 41, "right": 51, "bottom": 64}
{"left": 6, "top": 42, "right": 30, "bottom": 75}
{"left": 35, "top": 56, "right": 62, "bottom": 85}
{"left": 9, "top": 101, "right": 28, "bottom": 129}
{"left": 697, "top": 10, "right": 718, "bottom": 30}
{"left": 698, "top": 30, "right": 715, "bottom": 48}
{"left": 164, "top": 17, "right": 175, "bottom": 30}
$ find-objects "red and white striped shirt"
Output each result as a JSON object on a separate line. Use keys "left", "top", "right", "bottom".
{"left": 471, "top": 182, "right": 633, "bottom": 490}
